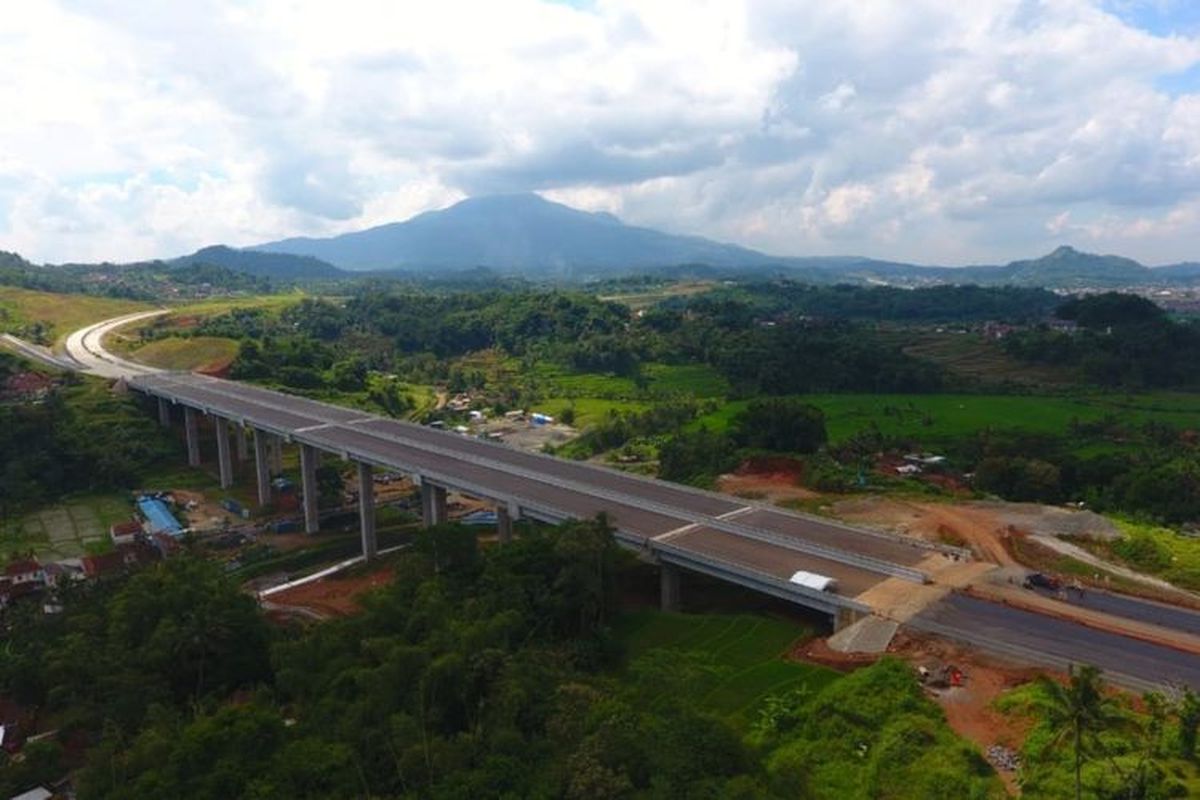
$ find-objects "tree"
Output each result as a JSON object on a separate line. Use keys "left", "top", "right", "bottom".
{"left": 733, "top": 397, "right": 828, "bottom": 454}
{"left": 315, "top": 464, "right": 344, "bottom": 508}
{"left": 1032, "top": 664, "right": 1126, "bottom": 800}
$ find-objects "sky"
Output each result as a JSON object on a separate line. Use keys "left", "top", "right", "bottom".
{"left": 3, "top": 0, "right": 1200, "bottom": 266}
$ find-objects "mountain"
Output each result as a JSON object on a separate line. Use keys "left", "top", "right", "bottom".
{"left": 959, "top": 246, "right": 1151, "bottom": 287}
{"left": 173, "top": 245, "right": 344, "bottom": 280}
{"left": 251, "top": 193, "right": 788, "bottom": 274}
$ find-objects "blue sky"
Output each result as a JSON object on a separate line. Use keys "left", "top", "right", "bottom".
{"left": 2, "top": 0, "right": 1200, "bottom": 266}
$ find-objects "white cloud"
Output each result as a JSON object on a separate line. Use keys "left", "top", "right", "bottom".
{"left": 1, "top": 0, "right": 1200, "bottom": 264}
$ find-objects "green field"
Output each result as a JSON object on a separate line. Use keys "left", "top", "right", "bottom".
{"left": 2, "top": 494, "right": 133, "bottom": 560}
{"left": 131, "top": 336, "right": 240, "bottom": 371}
{"left": 693, "top": 392, "right": 1200, "bottom": 443}
{"left": 617, "top": 610, "right": 839, "bottom": 724}
{"left": 0, "top": 286, "right": 150, "bottom": 346}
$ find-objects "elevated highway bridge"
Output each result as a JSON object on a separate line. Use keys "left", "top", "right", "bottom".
{"left": 34, "top": 310, "right": 1199, "bottom": 692}
{"left": 128, "top": 371, "right": 963, "bottom": 627}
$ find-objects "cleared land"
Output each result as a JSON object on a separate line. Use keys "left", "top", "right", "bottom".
{"left": 617, "top": 610, "right": 839, "bottom": 724}
{"left": 130, "top": 336, "right": 240, "bottom": 371}
{"left": 0, "top": 287, "right": 150, "bottom": 346}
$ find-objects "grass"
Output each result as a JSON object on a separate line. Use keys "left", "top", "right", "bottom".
{"left": 131, "top": 336, "right": 240, "bottom": 371}
{"left": 2, "top": 493, "right": 135, "bottom": 562}
{"left": 1106, "top": 518, "right": 1200, "bottom": 592}
{"left": 167, "top": 292, "right": 310, "bottom": 317}
{"left": 616, "top": 610, "right": 839, "bottom": 724}
{"left": 692, "top": 392, "right": 1200, "bottom": 444}
{"left": 0, "top": 286, "right": 151, "bottom": 346}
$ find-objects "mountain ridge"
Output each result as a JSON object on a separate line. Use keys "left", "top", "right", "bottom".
{"left": 245, "top": 194, "right": 1195, "bottom": 287}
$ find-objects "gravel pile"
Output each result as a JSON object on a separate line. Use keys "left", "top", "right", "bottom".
{"left": 986, "top": 744, "right": 1022, "bottom": 772}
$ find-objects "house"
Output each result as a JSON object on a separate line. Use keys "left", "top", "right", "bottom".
{"left": 1, "top": 372, "right": 55, "bottom": 401}
{"left": 4, "top": 560, "right": 45, "bottom": 587}
{"left": 81, "top": 543, "right": 158, "bottom": 580}
{"left": 109, "top": 519, "right": 142, "bottom": 546}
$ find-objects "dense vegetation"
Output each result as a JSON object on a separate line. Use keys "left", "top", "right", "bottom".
{"left": 0, "top": 369, "right": 179, "bottom": 532}
{"left": 0, "top": 521, "right": 1002, "bottom": 799}
{"left": 1005, "top": 293, "right": 1200, "bottom": 389}
{"left": 0, "top": 251, "right": 271, "bottom": 300}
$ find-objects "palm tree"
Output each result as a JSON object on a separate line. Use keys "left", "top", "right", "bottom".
{"left": 1033, "top": 664, "right": 1124, "bottom": 800}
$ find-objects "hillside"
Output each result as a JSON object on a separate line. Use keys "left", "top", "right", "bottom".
{"left": 173, "top": 245, "right": 344, "bottom": 280}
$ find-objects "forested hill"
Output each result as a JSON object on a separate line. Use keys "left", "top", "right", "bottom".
{"left": 171, "top": 245, "right": 345, "bottom": 280}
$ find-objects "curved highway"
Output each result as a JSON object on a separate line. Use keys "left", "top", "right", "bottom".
{"left": 63, "top": 309, "right": 169, "bottom": 379}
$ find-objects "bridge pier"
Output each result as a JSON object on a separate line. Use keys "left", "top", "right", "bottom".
{"left": 214, "top": 417, "right": 233, "bottom": 489}
{"left": 184, "top": 407, "right": 201, "bottom": 467}
{"left": 269, "top": 435, "right": 283, "bottom": 474}
{"left": 660, "top": 564, "right": 681, "bottom": 612}
{"left": 358, "top": 462, "right": 377, "bottom": 560}
{"left": 235, "top": 424, "right": 248, "bottom": 462}
{"left": 157, "top": 397, "right": 171, "bottom": 427}
{"left": 300, "top": 444, "right": 319, "bottom": 534}
{"left": 253, "top": 429, "right": 272, "bottom": 507}
{"left": 420, "top": 481, "right": 447, "bottom": 527}
{"left": 497, "top": 503, "right": 515, "bottom": 543}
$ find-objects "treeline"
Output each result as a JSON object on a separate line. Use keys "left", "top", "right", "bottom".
{"left": 956, "top": 425, "right": 1200, "bottom": 528}
{"left": 1, "top": 521, "right": 1002, "bottom": 799}
{"left": 675, "top": 282, "right": 1061, "bottom": 323}
{"left": 0, "top": 377, "right": 179, "bottom": 527}
{"left": 1005, "top": 293, "right": 1200, "bottom": 389}
{"left": 0, "top": 251, "right": 271, "bottom": 300}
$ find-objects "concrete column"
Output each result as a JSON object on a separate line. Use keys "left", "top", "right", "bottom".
{"left": 157, "top": 397, "right": 171, "bottom": 427}
{"left": 660, "top": 564, "right": 681, "bottom": 612}
{"left": 496, "top": 504, "right": 514, "bottom": 544}
{"left": 253, "top": 429, "right": 272, "bottom": 507}
{"left": 214, "top": 417, "right": 233, "bottom": 489}
{"left": 184, "top": 407, "right": 201, "bottom": 467}
{"left": 421, "top": 482, "right": 447, "bottom": 527}
{"left": 300, "top": 444, "right": 319, "bottom": 535}
{"left": 432, "top": 486, "right": 447, "bottom": 525}
{"left": 235, "top": 424, "right": 248, "bottom": 462}
{"left": 358, "top": 462, "right": 377, "bottom": 560}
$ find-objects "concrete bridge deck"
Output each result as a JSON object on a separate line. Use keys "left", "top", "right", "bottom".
{"left": 128, "top": 370, "right": 956, "bottom": 623}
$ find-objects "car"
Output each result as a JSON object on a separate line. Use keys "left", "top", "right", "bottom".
{"left": 1023, "top": 572, "right": 1061, "bottom": 591}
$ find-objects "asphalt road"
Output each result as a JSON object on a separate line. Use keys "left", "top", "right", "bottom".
{"left": 1028, "top": 585, "right": 1200, "bottom": 636}
{"left": 63, "top": 310, "right": 168, "bottom": 379}
{"left": 917, "top": 593, "right": 1200, "bottom": 689}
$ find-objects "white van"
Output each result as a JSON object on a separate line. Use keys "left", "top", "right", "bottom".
{"left": 788, "top": 570, "right": 838, "bottom": 593}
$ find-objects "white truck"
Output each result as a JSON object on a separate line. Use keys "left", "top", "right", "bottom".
{"left": 788, "top": 570, "right": 838, "bottom": 593}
